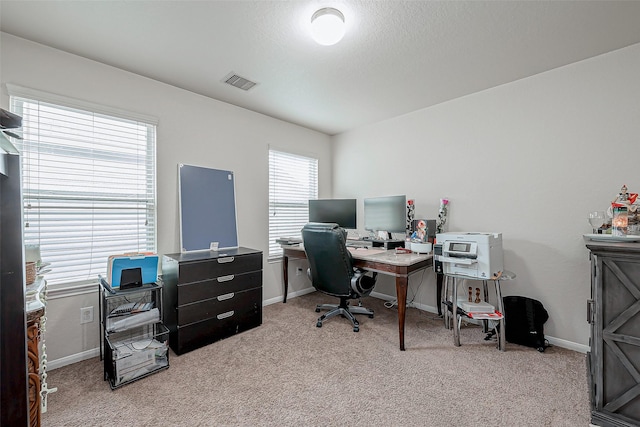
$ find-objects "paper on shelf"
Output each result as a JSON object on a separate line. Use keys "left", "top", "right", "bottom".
{"left": 106, "top": 308, "right": 160, "bottom": 332}
{"left": 466, "top": 311, "right": 503, "bottom": 320}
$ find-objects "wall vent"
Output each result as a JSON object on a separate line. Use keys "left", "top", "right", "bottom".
{"left": 223, "top": 72, "right": 257, "bottom": 91}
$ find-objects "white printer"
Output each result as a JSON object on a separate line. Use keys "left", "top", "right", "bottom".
{"left": 435, "top": 232, "right": 503, "bottom": 279}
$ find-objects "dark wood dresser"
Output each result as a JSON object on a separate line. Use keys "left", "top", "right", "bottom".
{"left": 585, "top": 239, "right": 640, "bottom": 427}
{"left": 162, "top": 247, "right": 263, "bottom": 355}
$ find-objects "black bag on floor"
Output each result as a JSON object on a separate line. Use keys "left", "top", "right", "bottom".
{"left": 503, "top": 296, "right": 549, "bottom": 352}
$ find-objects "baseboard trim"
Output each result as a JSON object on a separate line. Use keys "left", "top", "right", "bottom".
{"left": 369, "top": 292, "right": 589, "bottom": 354}
{"left": 50, "top": 290, "right": 589, "bottom": 370}
{"left": 263, "top": 287, "right": 315, "bottom": 306}
{"left": 49, "top": 348, "right": 100, "bottom": 371}
{"left": 546, "top": 336, "right": 589, "bottom": 354}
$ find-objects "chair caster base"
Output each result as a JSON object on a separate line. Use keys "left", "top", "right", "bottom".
{"left": 314, "top": 301, "right": 372, "bottom": 332}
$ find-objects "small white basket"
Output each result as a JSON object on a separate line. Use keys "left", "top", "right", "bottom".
{"left": 410, "top": 242, "right": 433, "bottom": 254}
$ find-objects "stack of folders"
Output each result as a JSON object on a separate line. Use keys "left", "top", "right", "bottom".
{"left": 106, "top": 252, "right": 158, "bottom": 288}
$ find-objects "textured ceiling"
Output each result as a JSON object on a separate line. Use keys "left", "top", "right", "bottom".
{"left": 2, "top": 1, "right": 640, "bottom": 135}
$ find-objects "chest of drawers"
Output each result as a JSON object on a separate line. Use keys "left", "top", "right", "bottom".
{"left": 162, "top": 247, "right": 263, "bottom": 355}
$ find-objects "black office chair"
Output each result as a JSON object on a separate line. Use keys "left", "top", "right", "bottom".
{"left": 301, "top": 222, "right": 377, "bottom": 332}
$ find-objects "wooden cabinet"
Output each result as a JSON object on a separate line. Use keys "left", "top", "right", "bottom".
{"left": 26, "top": 307, "right": 43, "bottom": 427}
{"left": 585, "top": 240, "right": 640, "bottom": 427}
{"left": 25, "top": 276, "right": 56, "bottom": 426}
{"left": 162, "top": 247, "right": 263, "bottom": 355}
{"left": 0, "top": 142, "right": 29, "bottom": 426}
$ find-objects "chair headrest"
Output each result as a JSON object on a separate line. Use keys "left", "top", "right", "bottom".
{"left": 303, "top": 222, "right": 340, "bottom": 232}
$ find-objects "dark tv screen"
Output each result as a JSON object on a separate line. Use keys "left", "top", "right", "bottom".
{"left": 308, "top": 199, "right": 357, "bottom": 229}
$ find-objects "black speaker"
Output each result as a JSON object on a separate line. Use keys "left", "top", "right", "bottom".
{"left": 433, "top": 243, "right": 443, "bottom": 274}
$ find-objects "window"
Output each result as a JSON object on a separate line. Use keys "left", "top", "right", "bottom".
{"left": 268, "top": 149, "right": 318, "bottom": 260}
{"left": 10, "top": 86, "right": 157, "bottom": 287}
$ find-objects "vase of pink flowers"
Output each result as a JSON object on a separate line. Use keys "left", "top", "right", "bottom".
{"left": 436, "top": 198, "right": 449, "bottom": 234}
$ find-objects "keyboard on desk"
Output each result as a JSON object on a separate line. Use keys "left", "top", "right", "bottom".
{"left": 346, "top": 240, "right": 372, "bottom": 248}
{"left": 276, "top": 237, "right": 302, "bottom": 245}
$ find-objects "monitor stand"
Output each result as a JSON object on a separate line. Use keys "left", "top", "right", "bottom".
{"left": 371, "top": 239, "right": 405, "bottom": 250}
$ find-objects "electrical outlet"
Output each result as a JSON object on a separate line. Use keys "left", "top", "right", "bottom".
{"left": 296, "top": 267, "right": 303, "bottom": 276}
{"left": 80, "top": 306, "right": 94, "bottom": 324}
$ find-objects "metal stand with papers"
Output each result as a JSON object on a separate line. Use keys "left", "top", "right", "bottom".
{"left": 442, "top": 271, "right": 515, "bottom": 351}
{"left": 435, "top": 232, "right": 509, "bottom": 350}
{"left": 98, "top": 280, "right": 169, "bottom": 389}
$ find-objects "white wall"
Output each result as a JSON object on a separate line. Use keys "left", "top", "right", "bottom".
{"left": 333, "top": 42, "right": 640, "bottom": 348}
{"left": 1, "top": 33, "right": 331, "bottom": 363}
{"left": 4, "top": 31, "right": 639, "bottom": 361}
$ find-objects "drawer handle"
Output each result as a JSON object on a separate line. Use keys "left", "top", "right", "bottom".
{"left": 217, "top": 275, "right": 235, "bottom": 282}
{"left": 217, "top": 257, "right": 235, "bottom": 264}
{"left": 587, "top": 299, "right": 595, "bottom": 324}
{"left": 217, "top": 310, "right": 234, "bottom": 320}
{"left": 217, "top": 292, "right": 235, "bottom": 301}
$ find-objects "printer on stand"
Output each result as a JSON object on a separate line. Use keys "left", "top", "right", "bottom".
{"left": 435, "top": 232, "right": 503, "bottom": 279}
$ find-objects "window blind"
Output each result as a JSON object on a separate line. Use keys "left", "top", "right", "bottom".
{"left": 268, "top": 149, "right": 318, "bottom": 260}
{"left": 11, "top": 94, "right": 157, "bottom": 287}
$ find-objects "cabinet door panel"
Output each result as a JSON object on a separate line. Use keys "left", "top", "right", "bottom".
{"left": 599, "top": 257, "right": 640, "bottom": 422}
{"left": 177, "top": 270, "right": 261, "bottom": 306}
{"left": 177, "top": 253, "right": 262, "bottom": 284}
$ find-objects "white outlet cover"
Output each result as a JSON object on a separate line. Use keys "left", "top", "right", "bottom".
{"left": 80, "top": 306, "right": 94, "bottom": 324}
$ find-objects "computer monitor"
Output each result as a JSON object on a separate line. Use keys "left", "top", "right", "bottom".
{"left": 364, "top": 195, "right": 407, "bottom": 237}
{"left": 308, "top": 199, "right": 357, "bottom": 229}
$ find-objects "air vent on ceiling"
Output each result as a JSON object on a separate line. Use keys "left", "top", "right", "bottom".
{"left": 223, "top": 72, "right": 257, "bottom": 91}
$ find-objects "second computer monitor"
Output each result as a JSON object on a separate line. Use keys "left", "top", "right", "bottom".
{"left": 364, "top": 195, "right": 407, "bottom": 236}
{"left": 308, "top": 198, "right": 357, "bottom": 229}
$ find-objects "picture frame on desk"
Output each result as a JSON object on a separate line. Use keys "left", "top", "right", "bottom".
{"left": 411, "top": 219, "right": 436, "bottom": 242}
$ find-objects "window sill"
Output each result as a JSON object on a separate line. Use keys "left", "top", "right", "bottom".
{"left": 47, "top": 281, "right": 98, "bottom": 300}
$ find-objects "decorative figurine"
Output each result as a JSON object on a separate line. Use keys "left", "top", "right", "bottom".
{"left": 475, "top": 287, "right": 481, "bottom": 304}
{"left": 611, "top": 184, "right": 638, "bottom": 208}
{"left": 468, "top": 287, "right": 473, "bottom": 302}
{"left": 608, "top": 185, "right": 639, "bottom": 234}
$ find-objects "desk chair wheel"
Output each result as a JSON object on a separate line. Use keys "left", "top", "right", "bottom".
{"left": 368, "top": 311, "right": 374, "bottom": 319}
{"left": 315, "top": 308, "right": 321, "bottom": 313}
{"left": 353, "top": 326, "right": 359, "bottom": 332}
{"left": 316, "top": 321, "right": 323, "bottom": 328}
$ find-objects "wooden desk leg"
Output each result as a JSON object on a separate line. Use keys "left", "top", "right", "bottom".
{"left": 282, "top": 255, "right": 289, "bottom": 303}
{"left": 395, "top": 276, "right": 408, "bottom": 351}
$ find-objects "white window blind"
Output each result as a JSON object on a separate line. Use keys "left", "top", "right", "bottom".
{"left": 10, "top": 92, "right": 157, "bottom": 287}
{"left": 268, "top": 149, "right": 318, "bottom": 260}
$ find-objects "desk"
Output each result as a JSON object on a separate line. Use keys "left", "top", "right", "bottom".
{"left": 281, "top": 245, "right": 432, "bottom": 351}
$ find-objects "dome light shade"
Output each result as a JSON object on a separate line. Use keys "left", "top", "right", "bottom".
{"left": 310, "top": 8, "right": 345, "bottom": 46}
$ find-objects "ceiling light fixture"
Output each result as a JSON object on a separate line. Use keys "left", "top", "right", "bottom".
{"left": 310, "top": 7, "right": 345, "bottom": 46}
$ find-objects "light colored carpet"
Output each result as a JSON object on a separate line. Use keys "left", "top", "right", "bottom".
{"left": 43, "top": 292, "right": 590, "bottom": 426}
